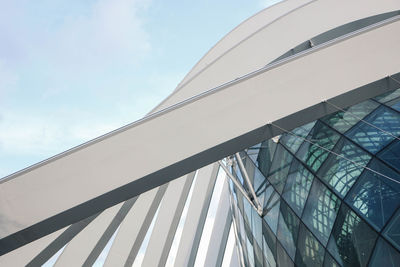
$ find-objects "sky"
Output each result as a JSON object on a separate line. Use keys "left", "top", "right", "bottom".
{"left": 0, "top": 0, "right": 278, "bottom": 178}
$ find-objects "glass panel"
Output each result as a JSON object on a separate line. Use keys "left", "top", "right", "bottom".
{"left": 345, "top": 105, "right": 400, "bottom": 154}
{"left": 277, "top": 241, "right": 294, "bottom": 267}
{"left": 378, "top": 140, "right": 400, "bottom": 172}
{"left": 321, "top": 100, "right": 379, "bottom": 133}
{"left": 345, "top": 159, "right": 400, "bottom": 230}
{"left": 251, "top": 208, "right": 263, "bottom": 267}
{"left": 295, "top": 223, "right": 325, "bottom": 267}
{"left": 263, "top": 186, "right": 281, "bottom": 234}
{"left": 267, "top": 144, "right": 293, "bottom": 193}
{"left": 296, "top": 121, "right": 341, "bottom": 172}
{"left": 368, "top": 238, "right": 400, "bottom": 267}
{"left": 276, "top": 201, "right": 300, "bottom": 260}
{"left": 256, "top": 139, "right": 277, "bottom": 177}
{"left": 317, "top": 138, "right": 371, "bottom": 198}
{"left": 327, "top": 205, "right": 378, "bottom": 267}
{"left": 280, "top": 121, "right": 316, "bottom": 153}
{"left": 323, "top": 252, "right": 340, "bottom": 267}
{"left": 387, "top": 98, "right": 400, "bottom": 112}
{"left": 384, "top": 208, "right": 400, "bottom": 251}
{"left": 282, "top": 160, "right": 314, "bottom": 216}
{"left": 262, "top": 220, "right": 277, "bottom": 267}
{"left": 374, "top": 87, "right": 400, "bottom": 104}
{"left": 302, "top": 179, "right": 341, "bottom": 246}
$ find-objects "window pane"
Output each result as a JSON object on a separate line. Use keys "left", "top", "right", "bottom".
{"left": 327, "top": 205, "right": 378, "bottom": 267}
{"left": 256, "top": 139, "right": 278, "bottom": 176}
{"left": 368, "top": 238, "right": 400, "bottom": 267}
{"left": 295, "top": 223, "right": 325, "bottom": 267}
{"left": 378, "top": 140, "right": 400, "bottom": 172}
{"left": 277, "top": 241, "right": 294, "bottom": 267}
{"left": 280, "top": 121, "right": 316, "bottom": 153}
{"left": 384, "top": 208, "right": 400, "bottom": 251}
{"left": 321, "top": 100, "right": 379, "bottom": 133}
{"left": 296, "top": 122, "right": 340, "bottom": 172}
{"left": 345, "top": 105, "right": 400, "bottom": 154}
{"left": 262, "top": 220, "right": 277, "bottom": 267}
{"left": 263, "top": 186, "right": 280, "bottom": 235}
{"left": 323, "top": 252, "right": 340, "bottom": 267}
{"left": 276, "top": 201, "right": 300, "bottom": 260}
{"left": 345, "top": 159, "right": 400, "bottom": 230}
{"left": 374, "top": 87, "right": 400, "bottom": 104}
{"left": 267, "top": 144, "right": 293, "bottom": 193}
{"left": 302, "top": 179, "right": 341, "bottom": 246}
{"left": 317, "top": 138, "right": 371, "bottom": 198}
{"left": 282, "top": 160, "right": 314, "bottom": 216}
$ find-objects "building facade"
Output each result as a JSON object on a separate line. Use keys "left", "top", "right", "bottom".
{"left": 0, "top": 0, "right": 400, "bottom": 266}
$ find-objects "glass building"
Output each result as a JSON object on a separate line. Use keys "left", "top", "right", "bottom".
{"left": 228, "top": 87, "right": 400, "bottom": 266}
{"left": 0, "top": 1, "right": 400, "bottom": 266}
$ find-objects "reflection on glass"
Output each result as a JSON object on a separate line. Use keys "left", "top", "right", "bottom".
{"left": 282, "top": 160, "right": 314, "bottom": 216}
{"left": 295, "top": 223, "right": 325, "bottom": 267}
{"left": 317, "top": 138, "right": 371, "bottom": 198}
{"left": 280, "top": 121, "right": 316, "bottom": 153}
{"left": 277, "top": 242, "right": 294, "bottom": 267}
{"left": 323, "top": 252, "right": 340, "bottom": 267}
{"left": 268, "top": 144, "right": 293, "bottom": 193}
{"left": 263, "top": 186, "right": 280, "bottom": 234}
{"left": 262, "top": 220, "right": 277, "bottom": 267}
{"left": 296, "top": 122, "right": 340, "bottom": 172}
{"left": 368, "top": 238, "right": 400, "bottom": 267}
{"left": 378, "top": 140, "right": 400, "bottom": 172}
{"left": 277, "top": 201, "right": 300, "bottom": 260}
{"left": 302, "top": 179, "right": 341, "bottom": 246}
{"left": 374, "top": 87, "right": 400, "bottom": 104}
{"left": 327, "top": 205, "right": 378, "bottom": 267}
{"left": 384, "top": 208, "right": 400, "bottom": 251}
{"left": 346, "top": 159, "right": 400, "bottom": 230}
{"left": 256, "top": 139, "right": 278, "bottom": 177}
{"left": 321, "top": 100, "right": 379, "bottom": 133}
{"left": 345, "top": 105, "right": 400, "bottom": 154}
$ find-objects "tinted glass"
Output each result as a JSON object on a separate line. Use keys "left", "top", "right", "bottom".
{"left": 297, "top": 122, "right": 340, "bottom": 172}
{"left": 346, "top": 159, "right": 400, "bottom": 230}
{"left": 276, "top": 201, "right": 300, "bottom": 260}
{"left": 268, "top": 144, "right": 293, "bottom": 193}
{"left": 327, "top": 205, "right": 378, "bottom": 267}
{"left": 263, "top": 186, "right": 280, "bottom": 234}
{"left": 282, "top": 160, "right": 314, "bottom": 216}
{"left": 295, "top": 223, "right": 325, "bottom": 267}
{"left": 368, "top": 238, "right": 400, "bottom": 267}
{"left": 384, "top": 208, "right": 400, "bottom": 251}
{"left": 302, "top": 179, "right": 341, "bottom": 246}
{"left": 378, "top": 140, "right": 400, "bottom": 172}
{"left": 345, "top": 105, "right": 400, "bottom": 154}
{"left": 321, "top": 100, "right": 378, "bottom": 133}
{"left": 280, "top": 121, "right": 316, "bottom": 153}
{"left": 318, "top": 138, "right": 371, "bottom": 198}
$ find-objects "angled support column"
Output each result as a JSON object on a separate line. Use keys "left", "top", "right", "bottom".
{"left": 174, "top": 163, "right": 218, "bottom": 267}
{"left": 103, "top": 185, "right": 167, "bottom": 267}
{"left": 203, "top": 177, "right": 232, "bottom": 267}
{"left": 141, "top": 173, "right": 195, "bottom": 267}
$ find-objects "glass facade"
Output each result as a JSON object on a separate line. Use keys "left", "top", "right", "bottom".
{"left": 228, "top": 87, "right": 400, "bottom": 266}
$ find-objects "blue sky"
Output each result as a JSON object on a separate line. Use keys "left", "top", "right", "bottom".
{"left": 0, "top": 0, "right": 278, "bottom": 178}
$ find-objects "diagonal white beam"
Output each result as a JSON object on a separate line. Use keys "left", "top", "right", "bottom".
{"left": 103, "top": 186, "right": 166, "bottom": 266}
{"left": 203, "top": 177, "right": 232, "bottom": 267}
{"left": 141, "top": 173, "right": 195, "bottom": 267}
{"left": 174, "top": 163, "right": 218, "bottom": 267}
